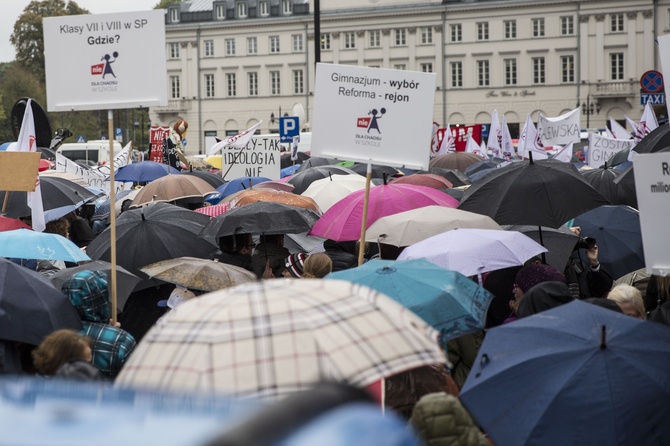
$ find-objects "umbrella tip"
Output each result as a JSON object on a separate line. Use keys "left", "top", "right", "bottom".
{"left": 600, "top": 325, "right": 606, "bottom": 349}
{"left": 528, "top": 151, "right": 534, "bottom": 164}
{"left": 475, "top": 353, "right": 490, "bottom": 378}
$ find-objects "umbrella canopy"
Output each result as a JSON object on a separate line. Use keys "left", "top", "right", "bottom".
{"left": 140, "top": 257, "right": 257, "bottom": 292}
{"left": 49, "top": 261, "right": 142, "bottom": 312}
{"left": 572, "top": 205, "right": 645, "bottom": 279}
{"left": 389, "top": 174, "right": 452, "bottom": 189}
{"left": 397, "top": 228, "right": 547, "bottom": 277}
{"left": 328, "top": 259, "right": 494, "bottom": 340}
{"left": 86, "top": 203, "right": 217, "bottom": 276}
{"left": 301, "top": 175, "right": 370, "bottom": 212}
{"left": 630, "top": 123, "right": 670, "bottom": 156}
{"left": 207, "top": 176, "right": 273, "bottom": 203}
{"left": 194, "top": 202, "right": 231, "bottom": 218}
{"left": 0, "top": 216, "right": 32, "bottom": 232}
{"left": 463, "top": 159, "right": 503, "bottom": 178}
{"left": 350, "top": 163, "right": 403, "bottom": 180}
{"left": 365, "top": 205, "right": 502, "bottom": 247}
{"left": 417, "top": 168, "right": 471, "bottom": 187}
{"left": 295, "top": 156, "right": 339, "bottom": 172}
{"left": 130, "top": 175, "right": 216, "bottom": 207}
{"left": 39, "top": 170, "right": 91, "bottom": 187}
{"left": 460, "top": 300, "right": 670, "bottom": 446}
{"left": 429, "top": 152, "right": 483, "bottom": 173}
{"left": 309, "top": 184, "right": 459, "bottom": 242}
{"left": 92, "top": 189, "right": 138, "bottom": 222}
{"left": 230, "top": 189, "right": 322, "bottom": 214}
{"left": 253, "top": 180, "right": 295, "bottom": 192}
{"left": 113, "top": 161, "right": 181, "bottom": 183}
{"left": 115, "top": 279, "right": 446, "bottom": 399}
{"left": 458, "top": 158, "right": 610, "bottom": 228}
{"left": 0, "top": 228, "right": 90, "bottom": 262}
{"left": 501, "top": 225, "right": 578, "bottom": 271}
{"left": 580, "top": 165, "right": 637, "bottom": 208}
{"left": 200, "top": 201, "right": 320, "bottom": 241}
{"left": 287, "top": 166, "right": 358, "bottom": 195}
{"left": 181, "top": 169, "right": 227, "bottom": 188}
{"left": 280, "top": 150, "right": 310, "bottom": 168}
{"left": 0, "top": 257, "right": 82, "bottom": 345}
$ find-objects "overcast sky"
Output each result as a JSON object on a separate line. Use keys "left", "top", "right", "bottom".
{"left": 1, "top": 0, "right": 158, "bottom": 63}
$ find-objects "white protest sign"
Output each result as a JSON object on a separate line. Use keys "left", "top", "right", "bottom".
{"left": 55, "top": 144, "right": 132, "bottom": 193}
{"left": 658, "top": 34, "right": 670, "bottom": 123}
{"left": 586, "top": 133, "right": 635, "bottom": 168}
{"left": 43, "top": 10, "right": 167, "bottom": 111}
{"left": 537, "top": 108, "right": 581, "bottom": 146}
{"left": 311, "top": 63, "right": 436, "bottom": 169}
{"left": 219, "top": 135, "right": 282, "bottom": 180}
{"left": 633, "top": 153, "right": 670, "bottom": 275}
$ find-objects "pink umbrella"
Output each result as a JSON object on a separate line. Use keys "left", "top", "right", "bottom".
{"left": 194, "top": 202, "right": 231, "bottom": 218}
{"left": 309, "top": 184, "right": 459, "bottom": 241}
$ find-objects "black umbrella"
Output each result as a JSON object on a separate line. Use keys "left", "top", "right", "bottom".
{"left": 281, "top": 151, "right": 310, "bottom": 169}
{"left": 295, "top": 156, "right": 338, "bottom": 172}
{"left": 11, "top": 98, "right": 52, "bottom": 150}
{"left": 350, "top": 163, "right": 402, "bottom": 180}
{"left": 607, "top": 148, "right": 631, "bottom": 167}
{"left": 182, "top": 170, "right": 227, "bottom": 188}
{"left": 581, "top": 165, "right": 637, "bottom": 208}
{"left": 458, "top": 157, "right": 610, "bottom": 228}
{"left": 200, "top": 201, "right": 320, "bottom": 242}
{"left": 630, "top": 124, "right": 670, "bottom": 155}
{"left": 0, "top": 258, "right": 82, "bottom": 345}
{"left": 502, "top": 225, "right": 578, "bottom": 271}
{"left": 417, "top": 168, "right": 472, "bottom": 187}
{"left": 287, "top": 165, "right": 357, "bottom": 194}
{"left": 86, "top": 202, "right": 217, "bottom": 276}
{"left": 464, "top": 159, "right": 502, "bottom": 178}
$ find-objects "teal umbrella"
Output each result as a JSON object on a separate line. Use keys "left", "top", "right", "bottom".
{"left": 0, "top": 228, "right": 90, "bottom": 263}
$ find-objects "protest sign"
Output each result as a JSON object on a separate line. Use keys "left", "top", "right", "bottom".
{"left": 537, "top": 109, "right": 581, "bottom": 146}
{"left": 586, "top": 133, "right": 634, "bottom": 168}
{"left": 0, "top": 153, "right": 41, "bottom": 192}
{"left": 218, "top": 134, "right": 282, "bottom": 180}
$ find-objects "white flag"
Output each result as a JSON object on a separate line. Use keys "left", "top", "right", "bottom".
{"left": 552, "top": 143, "right": 574, "bottom": 163}
{"left": 625, "top": 115, "right": 641, "bottom": 142}
{"left": 605, "top": 127, "right": 614, "bottom": 139}
{"left": 637, "top": 101, "right": 659, "bottom": 141}
{"left": 537, "top": 108, "right": 581, "bottom": 146}
{"left": 517, "top": 114, "right": 534, "bottom": 159}
{"left": 7, "top": 100, "right": 45, "bottom": 232}
{"left": 465, "top": 134, "right": 486, "bottom": 158}
{"left": 438, "top": 124, "right": 456, "bottom": 155}
{"left": 501, "top": 115, "right": 515, "bottom": 160}
{"left": 609, "top": 118, "right": 631, "bottom": 140}
{"left": 291, "top": 135, "right": 300, "bottom": 161}
{"left": 429, "top": 122, "right": 440, "bottom": 158}
{"left": 487, "top": 110, "right": 502, "bottom": 158}
{"left": 207, "top": 121, "right": 262, "bottom": 156}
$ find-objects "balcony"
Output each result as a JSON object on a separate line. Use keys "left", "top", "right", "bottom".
{"left": 591, "top": 81, "right": 636, "bottom": 99}
{"left": 154, "top": 99, "right": 192, "bottom": 114}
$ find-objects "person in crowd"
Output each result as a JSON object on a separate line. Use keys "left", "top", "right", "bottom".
{"left": 211, "top": 233, "right": 254, "bottom": 271}
{"left": 564, "top": 227, "right": 613, "bottom": 299}
{"left": 446, "top": 331, "right": 484, "bottom": 390}
{"left": 283, "top": 252, "right": 307, "bottom": 278}
{"left": 607, "top": 284, "right": 646, "bottom": 319}
{"left": 516, "top": 281, "right": 574, "bottom": 319}
{"left": 644, "top": 275, "right": 670, "bottom": 314}
{"left": 252, "top": 234, "right": 291, "bottom": 279}
{"left": 32, "top": 329, "right": 101, "bottom": 380}
{"left": 483, "top": 266, "right": 522, "bottom": 328}
{"left": 157, "top": 287, "right": 197, "bottom": 312}
{"left": 322, "top": 239, "right": 359, "bottom": 272}
{"left": 505, "top": 263, "right": 567, "bottom": 323}
{"left": 65, "top": 211, "right": 95, "bottom": 249}
{"left": 36, "top": 218, "right": 70, "bottom": 275}
{"left": 61, "top": 270, "right": 136, "bottom": 380}
{"left": 303, "top": 253, "right": 333, "bottom": 279}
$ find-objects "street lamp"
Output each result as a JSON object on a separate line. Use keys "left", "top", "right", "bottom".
{"left": 579, "top": 96, "right": 600, "bottom": 129}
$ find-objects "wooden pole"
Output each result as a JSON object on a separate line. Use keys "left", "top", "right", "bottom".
{"left": 108, "top": 110, "right": 118, "bottom": 324}
{"left": 357, "top": 162, "right": 372, "bottom": 266}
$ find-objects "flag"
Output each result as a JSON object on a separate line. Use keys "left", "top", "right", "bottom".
{"left": 7, "top": 99, "right": 45, "bottom": 232}
{"left": 487, "top": 110, "right": 501, "bottom": 158}
{"left": 609, "top": 118, "right": 631, "bottom": 140}
{"left": 438, "top": 124, "right": 456, "bottom": 155}
{"left": 552, "top": 143, "right": 574, "bottom": 163}
{"left": 637, "top": 101, "right": 659, "bottom": 142}
{"left": 625, "top": 115, "right": 641, "bottom": 142}
{"left": 465, "top": 134, "right": 486, "bottom": 158}
{"left": 207, "top": 121, "right": 262, "bottom": 156}
{"left": 429, "top": 122, "right": 440, "bottom": 157}
{"left": 501, "top": 115, "right": 515, "bottom": 160}
{"left": 605, "top": 127, "right": 614, "bottom": 139}
{"left": 517, "top": 114, "right": 534, "bottom": 159}
{"left": 536, "top": 108, "right": 581, "bottom": 146}
{"left": 291, "top": 135, "right": 300, "bottom": 161}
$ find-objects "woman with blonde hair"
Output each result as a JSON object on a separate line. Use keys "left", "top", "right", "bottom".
{"left": 608, "top": 284, "right": 646, "bottom": 320}
{"left": 302, "top": 253, "right": 333, "bottom": 279}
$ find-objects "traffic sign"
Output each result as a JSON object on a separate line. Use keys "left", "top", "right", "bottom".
{"left": 279, "top": 116, "right": 299, "bottom": 143}
{"left": 641, "top": 93, "right": 666, "bottom": 106}
{"left": 640, "top": 70, "right": 664, "bottom": 94}
{"left": 77, "top": 135, "right": 86, "bottom": 143}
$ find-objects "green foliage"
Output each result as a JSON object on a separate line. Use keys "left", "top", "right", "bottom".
{"left": 154, "top": 0, "right": 181, "bottom": 9}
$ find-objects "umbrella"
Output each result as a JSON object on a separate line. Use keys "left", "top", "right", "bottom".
{"left": 230, "top": 189, "right": 322, "bottom": 214}
{"left": 572, "top": 205, "right": 645, "bottom": 279}
{"left": 204, "top": 155, "right": 223, "bottom": 169}
{"left": 200, "top": 201, "right": 320, "bottom": 241}
{"left": 350, "top": 163, "right": 403, "bottom": 180}
{"left": 0, "top": 228, "right": 90, "bottom": 262}
{"left": 287, "top": 166, "right": 358, "bottom": 194}
{"left": 606, "top": 147, "right": 631, "bottom": 167}
{"left": 429, "top": 152, "right": 483, "bottom": 173}
{"left": 460, "top": 300, "right": 670, "bottom": 446}
{"left": 309, "top": 184, "right": 459, "bottom": 242}
{"left": 501, "top": 225, "right": 578, "bottom": 271}
{"left": 115, "top": 279, "right": 446, "bottom": 399}
{"left": 86, "top": 203, "right": 217, "bottom": 276}
{"left": 630, "top": 124, "right": 670, "bottom": 156}
{"left": 130, "top": 175, "right": 216, "bottom": 207}
{"left": 458, "top": 158, "right": 610, "bottom": 228}
{"left": 463, "top": 159, "right": 502, "bottom": 177}
{"left": 140, "top": 256, "right": 257, "bottom": 292}
{"left": 194, "top": 202, "right": 231, "bottom": 218}
{"left": 113, "top": 161, "right": 181, "bottom": 183}
{"left": 0, "top": 216, "right": 32, "bottom": 232}
{"left": 209, "top": 176, "right": 272, "bottom": 202}
{"left": 0, "top": 257, "right": 82, "bottom": 345}
{"left": 417, "top": 168, "right": 471, "bottom": 187}
{"left": 301, "top": 175, "right": 370, "bottom": 212}
{"left": 295, "top": 156, "right": 339, "bottom": 172}
{"left": 580, "top": 165, "right": 637, "bottom": 207}
{"left": 92, "top": 189, "right": 139, "bottom": 222}
{"left": 397, "top": 228, "right": 547, "bottom": 277}
{"left": 39, "top": 170, "right": 91, "bottom": 187}
{"left": 365, "top": 205, "right": 502, "bottom": 247}
{"left": 328, "top": 259, "right": 494, "bottom": 340}
{"left": 389, "top": 174, "right": 452, "bottom": 189}
{"left": 280, "top": 150, "right": 310, "bottom": 168}
{"left": 49, "top": 261, "right": 142, "bottom": 312}
{"left": 253, "top": 180, "right": 295, "bottom": 192}
{"left": 281, "top": 164, "right": 301, "bottom": 178}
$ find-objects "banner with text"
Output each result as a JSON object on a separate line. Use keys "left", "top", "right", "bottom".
{"left": 311, "top": 63, "right": 436, "bottom": 169}
{"left": 586, "top": 133, "right": 635, "bottom": 168}
{"left": 55, "top": 144, "right": 132, "bottom": 193}
{"left": 537, "top": 108, "right": 581, "bottom": 147}
{"left": 218, "top": 134, "right": 282, "bottom": 180}
{"left": 436, "top": 125, "right": 482, "bottom": 153}
{"left": 149, "top": 126, "right": 171, "bottom": 163}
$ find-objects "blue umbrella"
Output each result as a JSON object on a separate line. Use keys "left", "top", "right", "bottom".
{"left": 327, "top": 258, "right": 494, "bottom": 340}
{"left": 112, "top": 161, "right": 181, "bottom": 182}
{"left": 460, "top": 300, "right": 670, "bottom": 446}
{"left": 281, "top": 164, "right": 301, "bottom": 178}
{"left": 213, "top": 176, "right": 272, "bottom": 201}
{"left": 0, "top": 228, "right": 90, "bottom": 262}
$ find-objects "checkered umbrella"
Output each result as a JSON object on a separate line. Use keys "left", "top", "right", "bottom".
{"left": 115, "top": 279, "right": 446, "bottom": 400}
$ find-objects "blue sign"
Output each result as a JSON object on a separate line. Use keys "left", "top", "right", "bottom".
{"left": 115, "top": 128, "right": 122, "bottom": 137}
{"left": 640, "top": 70, "right": 664, "bottom": 94}
{"left": 279, "top": 116, "right": 299, "bottom": 143}
{"left": 481, "top": 124, "right": 490, "bottom": 140}
{"left": 641, "top": 93, "right": 666, "bottom": 106}
{"left": 77, "top": 136, "right": 86, "bottom": 143}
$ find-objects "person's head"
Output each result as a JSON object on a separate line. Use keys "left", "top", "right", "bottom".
{"left": 514, "top": 264, "right": 566, "bottom": 300}
{"left": 303, "top": 253, "right": 333, "bottom": 279}
{"left": 516, "top": 281, "right": 574, "bottom": 318}
{"left": 32, "top": 329, "right": 93, "bottom": 376}
{"left": 219, "top": 233, "right": 254, "bottom": 256}
{"left": 44, "top": 218, "right": 70, "bottom": 238}
{"left": 158, "top": 287, "right": 196, "bottom": 311}
{"left": 259, "top": 234, "right": 284, "bottom": 247}
{"left": 62, "top": 270, "right": 110, "bottom": 323}
{"left": 283, "top": 252, "right": 307, "bottom": 278}
{"left": 607, "top": 284, "right": 646, "bottom": 319}
{"left": 173, "top": 119, "right": 188, "bottom": 137}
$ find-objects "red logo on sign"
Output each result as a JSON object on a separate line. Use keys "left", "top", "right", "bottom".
{"left": 91, "top": 64, "right": 104, "bottom": 75}
{"left": 357, "top": 117, "right": 370, "bottom": 128}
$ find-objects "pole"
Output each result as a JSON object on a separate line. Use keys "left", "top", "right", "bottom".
{"left": 314, "top": 0, "right": 320, "bottom": 66}
{"left": 108, "top": 110, "right": 118, "bottom": 325}
{"left": 357, "top": 162, "right": 372, "bottom": 266}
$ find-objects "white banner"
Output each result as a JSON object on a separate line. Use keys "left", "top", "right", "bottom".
{"left": 657, "top": 34, "right": 670, "bottom": 126}
{"left": 55, "top": 144, "right": 132, "bottom": 193}
{"left": 537, "top": 108, "right": 581, "bottom": 146}
{"left": 217, "top": 134, "right": 281, "bottom": 180}
{"left": 43, "top": 10, "right": 167, "bottom": 111}
{"left": 586, "top": 133, "right": 635, "bottom": 168}
{"left": 311, "top": 63, "right": 436, "bottom": 169}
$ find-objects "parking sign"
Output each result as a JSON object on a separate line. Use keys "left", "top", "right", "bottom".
{"left": 279, "top": 116, "right": 299, "bottom": 143}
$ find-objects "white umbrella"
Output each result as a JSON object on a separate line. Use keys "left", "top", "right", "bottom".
{"left": 397, "top": 228, "right": 547, "bottom": 277}
{"left": 301, "top": 175, "right": 371, "bottom": 212}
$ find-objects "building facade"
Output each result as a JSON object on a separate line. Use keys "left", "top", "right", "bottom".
{"left": 151, "top": 0, "right": 670, "bottom": 155}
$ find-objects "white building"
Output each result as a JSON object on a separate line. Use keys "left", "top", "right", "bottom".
{"left": 151, "top": 0, "right": 670, "bottom": 155}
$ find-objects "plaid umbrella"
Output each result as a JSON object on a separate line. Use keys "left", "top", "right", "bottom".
{"left": 115, "top": 279, "right": 446, "bottom": 399}
{"left": 140, "top": 257, "right": 257, "bottom": 292}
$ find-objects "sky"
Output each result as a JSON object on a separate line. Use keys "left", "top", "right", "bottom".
{"left": 1, "top": 0, "right": 158, "bottom": 63}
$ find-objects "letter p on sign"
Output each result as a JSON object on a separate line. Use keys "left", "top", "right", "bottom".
{"left": 280, "top": 116, "right": 300, "bottom": 142}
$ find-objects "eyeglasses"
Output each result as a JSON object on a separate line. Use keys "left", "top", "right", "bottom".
{"left": 246, "top": 243, "right": 256, "bottom": 248}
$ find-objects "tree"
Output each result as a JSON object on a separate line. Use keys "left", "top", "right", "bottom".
{"left": 10, "top": 0, "right": 89, "bottom": 82}
{"left": 0, "top": 63, "right": 47, "bottom": 143}
{"left": 154, "top": 0, "right": 181, "bottom": 9}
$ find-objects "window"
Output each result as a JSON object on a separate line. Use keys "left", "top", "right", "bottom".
{"left": 169, "top": 7, "right": 179, "bottom": 23}
{"left": 395, "top": 28, "right": 406, "bottom": 46}
{"left": 204, "top": 40, "right": 214, "bottom": 57}
{"left": 169, "top": 42, "right": 180, "bottom": 59}
{"left": 561, "top": 55, "right": 575, "bottom": 83}
{"left": 451, "top": 61, "right": 462, "bottom": 88}
{"left": 270, "top": 36, "right": 280, "bottom": 53}
{"left": 504, "top": 20, "right": 516, "bottom": 39}
{"left": 293, "top": 69, "right": 304, "bottom": 94}
{"left": 321, "top": 33, "right": 331, "bottom": 50}
{"left": 450, "top": 24, "right": 462, "bottom": 42}
{"left": 226, "top": 73, "right": 236, "bottom": 97}
{"left": 420, "top": 63, "right": 433, "bottom": 73}
{"left": 532, "top": 18, "right": 545, "bottom": 37}
{"left": 393, "top": 64, "right": 406, "bottom": 70}
{"left": 270, "top": 71, "right": 281, "bottom": 95}
{"left": 477, "top": 22, "right": 489, "bottom": 41}
{"left": 237, "top": 2, "right": 247, "bottom": 18}
{"left": 420, "top": 26, "right": 433, "bottom": 44}
{"left": 477, "top": 60, "right": 490, "bottom": 87}
{"left": 205, "top": 74, "right": 215, "bottom": 98}
{"left": 610, "top": 52, "right": 624, "bottom": 80}
{"left": 344, "top": 32, "right": 356, "bottom": 49}
{"left": 215, "top": 4, "right": 225, "bottom": 20}
{"left": 282, "top": 0, "right": 292, "bottom": 15}
{"left": 247, "top": 37, "right": 257, "bottom": 55}
{"left": 504, "top": 58, "right": 517, "bottom": 86}
{"left": 170, "top": 75, "right": 180, "bottom": 99}
{"left": 248, "top": 72, "right": 258, "bottom": 96}
{"left": 532, "top": 57, "right": 545, "bottom": 84}
{"left": 369, "top": 30, "right": 381, "bottom": 48}
{"left": 610, "top": 13, "right": 624, "bottom": 32}
{"left": 561, "top": 16, "right": 574, "bottom": 35}
{"left": 259, "top": 1, "right": 269, "bottom": 17}
{"left": 292, "top": 34, "right": 303, "bottom": 52}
